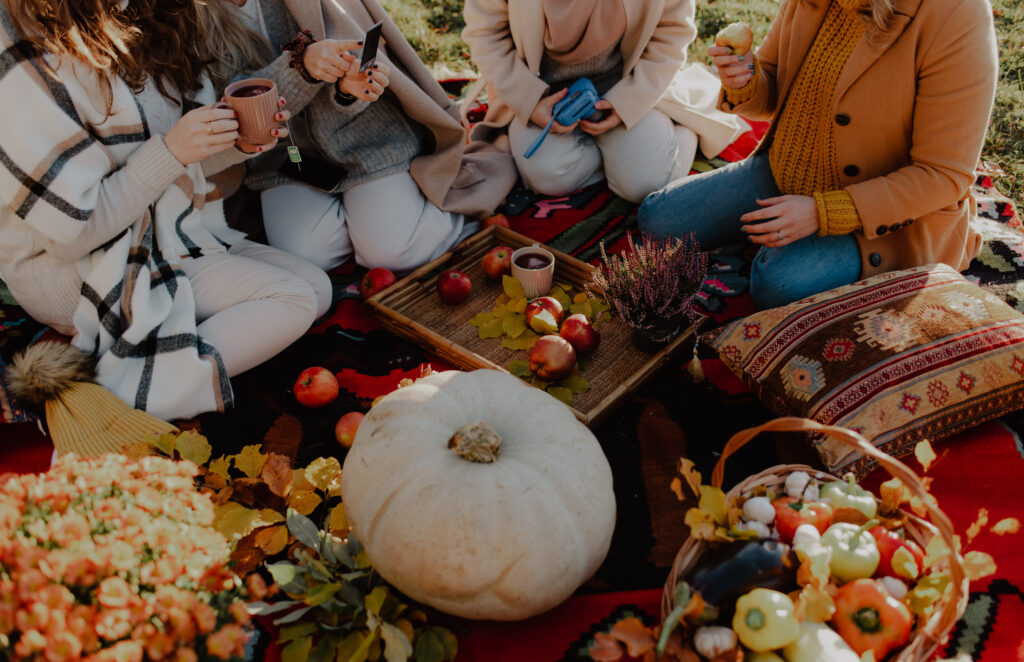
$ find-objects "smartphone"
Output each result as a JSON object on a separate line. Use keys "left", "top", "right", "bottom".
{"left": 278, "top": 154, "right": 347, "bottom": 193}
{"left": 359, "top": 21, "right": 383, "bottom": 73}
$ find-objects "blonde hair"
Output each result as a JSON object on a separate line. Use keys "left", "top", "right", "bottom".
{"left": 860, "top": 0, "right": 896, "bottom": 32}
{"left": 195, "top": 0, "right": 274, "bottom": 92}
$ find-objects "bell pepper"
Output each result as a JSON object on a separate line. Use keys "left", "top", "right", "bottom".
{"left": 782, "top": 622, "right": 860, "bottom": 662}
{"left": 869, "top": 526, "right": 924, "bottom": 581}
{"left": 732, "top": 588, "right": 800, "bottom": 652}
{"left": 831, "top": 578, "right": 913, "bottom": 659}
{"left": 771, "top": 496, "right": 833, "bottom": 544}
{"left": 819, "top": 474, "right": 878, "bottom": 519}
{"left": 820, "top": 520, "right": 880, "bottom": 583}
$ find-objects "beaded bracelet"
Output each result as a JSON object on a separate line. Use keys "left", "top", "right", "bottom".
{"left": 282, "top": 29, "right": 320, "bottom": 84}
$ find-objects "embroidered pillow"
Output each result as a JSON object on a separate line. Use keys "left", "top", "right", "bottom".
{"left": 705, "top": 264, "right": 1024, "bottom": 476}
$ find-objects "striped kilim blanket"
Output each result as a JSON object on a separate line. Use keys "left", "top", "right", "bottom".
{"left": 0, "top": 7, "right": 233, "bottom": 420}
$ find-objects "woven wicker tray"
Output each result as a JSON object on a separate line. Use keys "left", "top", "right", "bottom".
{"left": 366, "top": 226, "right": 694, "bottom": 426}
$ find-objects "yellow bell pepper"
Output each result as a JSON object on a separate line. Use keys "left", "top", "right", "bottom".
{"left": 732, "top": 588, "right": 800, "bottom": 652}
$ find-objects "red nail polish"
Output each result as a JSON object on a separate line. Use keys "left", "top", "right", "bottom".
{"left": 257, "top": 146, "right": 264, "bottom": 152}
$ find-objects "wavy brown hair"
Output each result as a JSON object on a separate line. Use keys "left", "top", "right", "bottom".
{"left": 4, "top": 0, "right": 210, "bottom": 106}
{"left": 195, "top": 0, "right": 273, "bottom": 92}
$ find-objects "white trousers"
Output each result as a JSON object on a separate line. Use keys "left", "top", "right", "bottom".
{"left": 179, "top": 239, "right": 331, "bottom": 377}
{"left": 261, "top": 171, "right": 466, "bottom": 273}
{"left": 508, "top": 108, "right": 698, "bottom": 203}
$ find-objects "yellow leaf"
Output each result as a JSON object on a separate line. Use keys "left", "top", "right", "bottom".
{"left": 288, "top": 490, "right": 322, "bottom": 516}
{"left": 698, "top": 485, "right": 728, "bottom": 524}
{"left": 914, "top": 439, "right": 937, "bottom": 472}
{"left": 879, "top": 476, "right": 911, "bottom": 514}
{"left": 502, "top": 274, "right": 526, "bottom": 299}
{"left": 569, "top": 301, "right": 593, "bottom": 319}
{"left": 478, "top": 316, "right": 504, "bottom": 339}
{"left": 892, "top": 546, "right": 920, "bottom": 580}
{"left": 502, "top": 313, "right": 527, "bottom": 339}
{"left": 906, "top": 573, "right": 952, "bottom": 616}
{"left": 235, "top": 445, "right": 267, "bottom": 478}
{"left": 468, "top": 312, "right": 497, "bottom": 327}
{"left": 676, "top": 458, "right": 703, "bottom": 499}
{"left": 508, "top": 297, "right": 528, "bottom": 314}
{"left": 548, "top": 287, "right": 571, "bottom": 311}
{"left": 573, "top": 292, "right": 588, "bottom": 304}
{"left": 328, "top": 503, "right": 348, "bottom": 534}
{"left": 254, "top": 525, "right": 290, "bottom": 555}
{"left": 305, "top": 457, "right": 342, "bottom": 492}
{"left": 174, "top": 430, "right": 212, "bottom": 466}
{"left": 795, "top": 583, "right": 835, "bottom": 623}
{"left": 149, "top": 431, "right": 177, "bottom": 456}
{"left": 547, "top": 385, "right": 573, "bottom": 405}
{"left": 502, "top": 330, "right": 540, "bottom": 351}
{"left": 962, "top": 551, "right": 997, "bottom": 581}
{"left": 669, "top": 477, "right": 684, "bottom": 501}
{"left": 684, "top": 507, "right": 717, "bottom": 540}
{"left": 991, "top": 517, "right": 1020, "bottom": 535}
{"left": 365, "top": 586, "right": 387, "bottom": 616}
{"left": 965, "top": 508, "right": 989, "bottom": 543}
{"left": 122, "top": 442, "right": 155, "bottom": 460}
{"left": 923, "top": 534, "right": 961, "bottom": 569}
{"left": 281, "top": 636, "right": 312, "bottom": 662}
{"left": 208, "top": 455, "right": 233, "bottom": 480}
{"left": 213, "top": 502, "right": 281, "bottom": 541}
{"left": 292, "top": 468, "right": 315, "bottom": 491}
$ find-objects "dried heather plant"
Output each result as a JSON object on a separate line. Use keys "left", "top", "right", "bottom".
{"left": 589, "top": 232, "right": 708, "bottom": 331}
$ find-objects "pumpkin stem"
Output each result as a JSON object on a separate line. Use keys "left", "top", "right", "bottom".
{"left": 448, "top": 421, "right": 501, "bottom": 463}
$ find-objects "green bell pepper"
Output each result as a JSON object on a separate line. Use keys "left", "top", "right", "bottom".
{"left": 819, "top": 474, "right": 877, "bottom": 519}
{"left": 732, "top": 588, "right": 800, "bottom": 652}
{"left": 820, "top": 520, "right": 880, "bottom": 583}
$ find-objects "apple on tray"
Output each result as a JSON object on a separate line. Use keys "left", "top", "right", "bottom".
{"left": 715, "top": 21, "right": 753, "bottom": 55}
{"left": 294, "top": 367, "right": 339, "bottom": 408}
{"left": 360, "top": 267, "right": 397, "bottom": 300}
{"left": 482, "top": 213, "right": 511, "bottom": 229}
{"left": 481, "top": 245, "right": 514, "bottom": 280}
{"left": 529, "top": 335, "right": 577, "bottom": 382}
{"left": 559, "top": 313, "right": 600, "bottom": 356}
{"left": 335, "top": 411, "right": 365, "bottom": 448}
{"left": 524, "top": 296, "right": 564, "bottom": 334}
{"left": 437, "top": 269, "right": 472, "bottom": 305}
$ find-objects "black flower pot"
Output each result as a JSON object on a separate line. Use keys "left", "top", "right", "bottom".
{"left": 630, "top": 315, "right": 683, "bottom": 352}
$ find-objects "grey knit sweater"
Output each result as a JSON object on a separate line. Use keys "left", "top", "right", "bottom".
{"left": 239, "top": 0, "right": 426, "bottom": 194}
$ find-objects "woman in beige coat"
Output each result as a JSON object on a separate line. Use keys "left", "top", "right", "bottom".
{"left": 462, "top": 0, "right": 748, "bottom": 203}
{"left": 639, "top": 0, "right": 998, "bottom": 308}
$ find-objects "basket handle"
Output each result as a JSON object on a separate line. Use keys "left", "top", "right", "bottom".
{"left": 710, "top": 417, "right": 965, "bottom": 646}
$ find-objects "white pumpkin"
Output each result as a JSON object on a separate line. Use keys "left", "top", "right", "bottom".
{"left": 340, "top": 369, "right": 616, "bottom": 620}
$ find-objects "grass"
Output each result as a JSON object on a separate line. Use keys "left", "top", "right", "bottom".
{"left": 383, "top": 0, "right": 1023, "bottom": 209}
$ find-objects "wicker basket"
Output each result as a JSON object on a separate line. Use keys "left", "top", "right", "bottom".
{"left": 661, "top": 417, "right": 968, "bottom": 662}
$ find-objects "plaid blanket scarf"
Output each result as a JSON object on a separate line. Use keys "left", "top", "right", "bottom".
{"left": 0, "top": 8, "right": 233, "bottom": 420}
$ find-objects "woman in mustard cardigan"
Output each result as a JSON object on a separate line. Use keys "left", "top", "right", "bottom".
{"left": 638, "top": 0, "right": 999, "bottom": 308}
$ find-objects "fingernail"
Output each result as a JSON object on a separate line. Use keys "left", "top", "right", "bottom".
{"left": 232, "top": 111, "right": 238, "bottom": 118}
{"left": 275, "top": 113, "right": 283, "bottom": 120}
{"left": 257, "top": 146, "right": 264, "bottom": 152}
{"left": 271, "top": 129, "right": 279, "bottom": 136}
{"left": 367, "top": 72, "right": 373, "bottom": 78}
{"left": 737, "top": 55, "right": 745, "bottom": 61}
{"left": 364, "top": 89, "right": 370, "bottom": 94}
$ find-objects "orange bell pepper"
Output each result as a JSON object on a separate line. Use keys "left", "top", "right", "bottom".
{"left": 831, "top": 578, "right": 913, "bottom": 659}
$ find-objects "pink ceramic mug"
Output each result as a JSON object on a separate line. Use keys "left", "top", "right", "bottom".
{"left": 219, "top": 78, "right": 278, "bottom": 145}
{"left": 511, "top": 245, "right": 555, "bottom": 299}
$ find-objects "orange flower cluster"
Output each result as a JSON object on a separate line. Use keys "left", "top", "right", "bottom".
{"left": 0, "top": 455, "right": 251, "bottom": 662}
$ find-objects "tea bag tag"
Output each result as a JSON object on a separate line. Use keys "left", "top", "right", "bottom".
{"left": 287, "top": 145, "right": 302, "bottom": 163}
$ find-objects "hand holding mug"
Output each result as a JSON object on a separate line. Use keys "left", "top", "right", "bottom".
{"left": 234, "top": 97, "right": 292, "bottom": 154}
{"left": 164, "top": 105, "right": 240, "bottom": 165}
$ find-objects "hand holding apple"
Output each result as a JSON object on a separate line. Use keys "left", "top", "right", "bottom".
{"left": 529, "top": 335, "right": 577, "bottom": 381}
{"left": 715, "top": 22, "right": 753, "bottom": 54}
{"left": 335, "top": 411, "right": 365, "bottom": 447}
{"left": 294, "top": 366, "right": 340, "bottom": 408}
{"left": 559, "top": 313, "right": 600, "bottom": 356}
{"left": 437, "top": 269, "right": 472, "bottom": 305}
{"left": 360, "top": 267, "right": 397, "bottom": 300}
{"left": 481, "top": 245, "right": 514, "bottom": 280}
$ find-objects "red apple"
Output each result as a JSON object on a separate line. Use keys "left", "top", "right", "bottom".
{"left": 715, "top": 22, "right": 753, "bottom": 54}
{"left": 334, "top": 411, "right": 364, "bottom": 447}
{"left": 482, "top": 213, "right": 511, "bottom": 229}
{"left": 437, "top": 269, "right": 472, "bottom": 305}
{"left": 529, "top": 335, "right": 577, "bottom": 381}
{"left": 481, "top": 245, "right": 514, "bottom": 280}
{"left": 360, "top": 267, "right": 397, "bottom": 300}
{"left": 559, "top": 313, "right": 600, "bottom": 356}
{"left": 524, "top": 296, "right": 564, "bottom": 333}
{"left": 293, "top": 367, "right": 339, "bottom": 408}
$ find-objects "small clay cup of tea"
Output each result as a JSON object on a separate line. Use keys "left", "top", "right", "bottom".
{"left": 511, "top": 245, "right": 555, "bottom": 299}
{"left": 220, "top": 78, "right": 278, "bottom": 144}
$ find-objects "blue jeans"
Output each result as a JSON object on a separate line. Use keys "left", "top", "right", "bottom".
{"left": 637, "top": 152, "right": 862, "bottom": 309}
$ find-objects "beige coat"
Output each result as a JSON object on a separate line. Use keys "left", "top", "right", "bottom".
{"left": 462, "top": 0, "right": 748, "bottom": 158}
{"left": 720, "top": 0, "right": 999, "bottom": 277}
{"left": 282, "top": 0, "right": 515, "bottom": 215}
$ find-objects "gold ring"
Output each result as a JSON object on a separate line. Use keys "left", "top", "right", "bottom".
{"left": 206, "top": 122, "right": 214, "bottom": 135}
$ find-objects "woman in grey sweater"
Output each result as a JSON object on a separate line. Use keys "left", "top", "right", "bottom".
{"left": 206, "top": 0, "right": 516, "bottom": 274}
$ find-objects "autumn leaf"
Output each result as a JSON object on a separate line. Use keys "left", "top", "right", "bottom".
{"left": 914, "top": 439, "right": 937, "bottom": 472}
{"left": 548, "top": 286, "right": 571, "bottom": 311}
{"left": 570, "top": 300, "right": 594, "bottom": 318}
{"left": 468, "top": 311, "right": 497, "bottom": 327}
{"left": 214, "top": 502, "right": 284, "bottom": 541}
{"left": 588, "top": 632, "right": 624, "bottom": 662}
{"left": 560, "top": 373, "right": 589, "bottom": 394}
{"left": 328, "top": 503, "right": 349, "bottom": 534}
{"left": 288, "top": 490, "right": 322, "bottom": 516}
{"left": 879, "top": 476, "right": 911, "bottom": 514}
{"left": 502, "top": 313, "right": 527, "bottom": 339}
{"left": 698, "top": 485, "right": 728, "bottom": 524}
{"left": 502, "top": 275, "right": 526, "bottom": 299}
{"left": 965, "top": 508, "right": 989, "bottom": 543}
{"left": 235, "top": 445, "right": 268, "bottom": 479}
{"left": 478, "top": 316, "right": 505, "bottom": 339}
{"left": 175, "top": 430, "right": 212, "bottom": 466}
{"left": 204, "top": 472, "right": 228, "bottom": 491}
{"left": 795, "top": 583, "right": 836, "bottom": 623}
{"left": 508, "top": 360, "right": 532, "bottom": 378}
{"left": 906, "top": 573, "right": 951, "bottom": 616}
{"left": 962, "top": 551, "right": 997, "bottom": 581}
{"left": 292, "top": 468, "right": 315, "bottom": 492}
{"left": 148, "top": 431, "right": 177, "bottom": 456}
{"left": 608, "top": 618, "right": 656, "bottom": 658}
{"left": 684, "top": 507, "right": 718, "bottom": 540}
{"left": 122, "top": 442, "right": 155, "bottom": 460}
{"left": 547, "top": 386, "right": 574, "bottom": 405}
{"left": 676, "top": 458, "right": 702, "bottom": 499}
{"left": 502, "top": 330, "right": 540, "bottom": 350}
{"left": 254, "top": 525, "right": 290, "bottom": 555}
{"left": 573, "top": 292, "right": 588, "bottom": 304}
{"left": 208, "top": 455, "right": 233, "bottom": 480}
{"left": 991, "top": 517, "right": 1020, "bottom": 535}
{"left": 305, "top": 457, "right": 342, "bottom": 492}
{"left": 670, "top": 478, "right": 685, "bottom": 501}
{"left": 262, "top": 453, "right": 293, "bottom": 498}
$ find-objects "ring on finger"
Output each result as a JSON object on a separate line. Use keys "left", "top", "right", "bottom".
{"left": 778, "top": 230, "right": 783, "bottom": 241}
{"left": 206, "top": 122, "right": 214, "bottom": 135}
